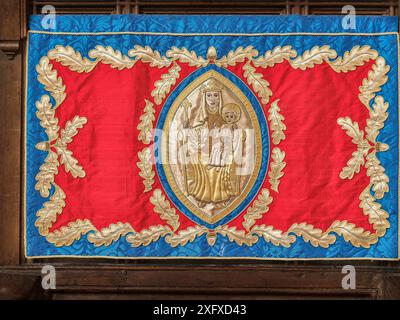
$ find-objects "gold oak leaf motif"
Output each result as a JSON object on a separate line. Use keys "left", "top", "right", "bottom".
{"left": 35, "top": 183, "right": 65, "bottom": 236}
{"left": 137, "top": 99, "right": 155, "bottom": 144}
{"left": 87, "top": 222, "right": 135, "bottom": 247}
{"left": 32, "top": 44, "right": 391, "bottom": 249}
{"left": 151, "top": 189, "right": 180, "bottom": 231}
{"left": 36, "top": 57, "right": 66, "bottom": 107}
{"left": 288, "top": 223, "right": 336, "bottom": 248}
{"left": 151, "top": 62, "right": 181, "bottom": 105}
{"left": 328, "top": 220, "right": 378, "bottom": 248}
{"left": 165, "top": 226, "right": 208, "bottom": 247}
{"left": 251, "top": 225, "right": 296, "bottom": 248}
{"left": 359, "top": 187, "right": 390, "bottom": 237}
{"left": 48, "top": 45, "right": 97, "bottom": 73}
{"left": 166, "top": 46, "right": 208, "bottom": 67}
{"left": 268, "top": 99, "right": 286, "bottom": 145}
{"left": 46, "top": 219, "right": 95, "bottom": 247}
{"left": 242, "top": 61, "right": 272, "bottom": 105}
{"left": 88, "top": 45, "right": 135, "bottom": 70}
{"left": 137, "top": 147, "right": 155, "bottom": 192}
{"left": 126, "top": 225, "right": 172, "bottom": 247}
{"left": 242, "top": 188, "right": 273, "bottom": 231}
{"left": 215, "top": 225, "right": 258, "bottom": 246}
{"left": 359, "top": 57, "right": 389, "bottom": 110}
{"left": 268, "top": 148, "right": 286, "bottom": 192}
{"left": 253, "top": 46, "right": 297, "bottom": 68}
{"left": 337, "top": 117, "right": 371, "bottom": 179}
{"left": 54, "top": 116, "right": 87, "bottom": 178}
{"left": 215, "top": 46, "right": 258, "bottom": 67}
{"left": 329, "top": 45, "right": 378, "bottom": 73}
{"left": 291, "top": 45, "right": 337, "bottom": 70}
{"left": 128, "top": 45, "right": 171, "bottom": 68}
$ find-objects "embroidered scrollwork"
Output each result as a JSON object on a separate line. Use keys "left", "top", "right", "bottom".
{"left": 288, "top": 223, "right": 336, "bottom": 248}
{"left": 165, "top": 226, "right": 208, "bottom": 247}
{"left": 128, "top": 45, "right": 171, "bottom": 68}
{"left": 329, "top": 45, "right": 378, "bottom": 73}
{"left": 242, "top": 188, "right": 273, "bottom": 231}
{"left": 46, "top": 219, "right": 96, "bottom": 247}
{"left": 126, "top": 225, "right": 172, "bottom": 247}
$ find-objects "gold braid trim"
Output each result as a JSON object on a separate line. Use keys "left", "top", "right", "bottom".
{"left": 137, "top": 147, "right": 155, "bottom": 192}
{"left": 137, "top": 99, "right": 155, "bottom": 145}
{"left": 33, "top": 45, "right": 391, "bottom": 249}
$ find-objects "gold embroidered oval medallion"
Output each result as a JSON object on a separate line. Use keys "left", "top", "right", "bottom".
{"left": 160, "top": 70, "right": 264, "bottom": 226}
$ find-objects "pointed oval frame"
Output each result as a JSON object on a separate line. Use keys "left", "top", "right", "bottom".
{"left": 155, "top": 65, "right": 269, "bottom": 229}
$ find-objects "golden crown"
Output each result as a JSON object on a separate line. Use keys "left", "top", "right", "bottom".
{"left": 202, "top": 78, "right": 223, "bottom": 92}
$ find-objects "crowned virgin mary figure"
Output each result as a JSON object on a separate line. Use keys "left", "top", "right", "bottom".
{"left": 182, "top": 78, "right": 243, "bottom": 210}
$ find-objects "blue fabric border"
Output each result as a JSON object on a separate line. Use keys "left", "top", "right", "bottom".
{"left": 29, "top": 14, "right": 398, "bottom": 34}
{"left": 25, "top": 15, "right": 399, "bottom": 259}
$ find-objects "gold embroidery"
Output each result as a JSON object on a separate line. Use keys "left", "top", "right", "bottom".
{"left": 87, "top": 222, "right": 135, "bottom": 247}
{"left": 151, "top": 62, "right": 181, "bottom": 105}
{"left": 137, "top": 147, "right": 155, "bottom": 192}
{"left": 268, "top": 148, "right": 286, "bottom": 192}
{"left": 137, "top": 99, "right": 155, "bottom": 144}
{"left": 359, "top": 186, "right": 390, "bottom": 237}
{"left": 291, "top": 45, "right": 337, "bottom": 70}
{"left": 215, "top": 46, "right": 258, "bottom": 67}
{"left": 32, "top": 44, "right": 391, "bottom": 250}
{"left": 166, "top": 46, "right": 208, "bottom": 67}
{"left": 337, "top": 117, "right": 371, "bottom": 179}
{"left": 253, "top": 46, "right": 297, "bottom": 68}
{"left": 242, "top": 61, "right": 272, "bottom": 105}
{"left": 35, "top": 183, "right": 65, "bottom": 236}
{"left": 151, "top": 189, "right": 180, "bottom": 231}
{"left": 359, "top": 57, "right": 389, "bottom": 110}
{"left": 329, "top": 45, "right": 378, "bottom": 73}
{"left": 36, "top": 57, "right": 66, "bottom": 107}
{"left": 54, "top": 116, "right": 87, "bottom": 178}
{"left": 46, "top": 219, "right": 95, "bottom": 247}
{"left": 128, "top": 45, "right": 171, "bottom": 68}
{"left": 165, "top": 226, "right": 208, "bottom": 247}
{"left": 48, "top": 45, "right": 97, "bottom": 73}
{"left": 288, "top": 223, "right": 336, "bottom": 248}
{"left": 88, "top": 45, "right": 135, "bottom": 70}
{"left": 242, "top": 189, "right": 273, "bottom": 231}
{"left": 126, "top": 225, "right": 172, "bottom": 247}
{"left": 268, "top": 99, "right": 286, "bottom": 145}
{"left": 214, "top": 225, "right": 258, "bottom": 246}
{"left": 251, "top": 225, "right": 296, "bottom": 248}
{"left": 328, "top": 220, "right": 378, "bottom": 248}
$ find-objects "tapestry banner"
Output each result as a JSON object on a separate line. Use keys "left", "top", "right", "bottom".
{"left": 25, "top": 15, "right": 399, "bottom": 259}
